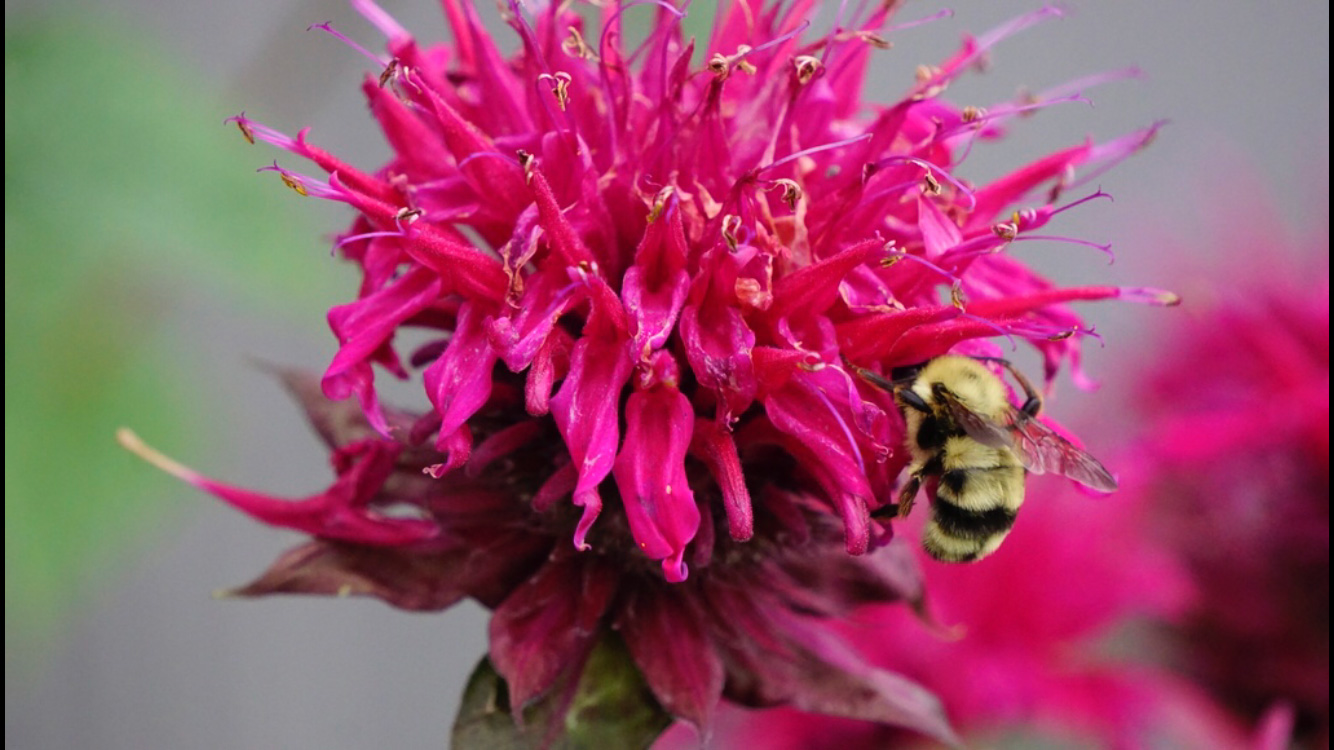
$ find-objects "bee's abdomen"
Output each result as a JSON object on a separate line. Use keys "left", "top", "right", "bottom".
{"left": 930, "top": 498, "right": 1017, "bottom": 540}
{"left": 937, "top": 464, "right": 1024, "bottom": 512}
{"left": 925, "top": 461, "right": 1024, "bottom": 563}
{"left": 922, "top": 523, "right": 1011, "bottom": 563}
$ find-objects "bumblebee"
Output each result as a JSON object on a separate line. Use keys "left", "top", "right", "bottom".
{"left": 852, "top": 355, "right": 1117, "bottom": 562}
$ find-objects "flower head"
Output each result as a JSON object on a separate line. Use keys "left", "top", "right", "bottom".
{"left": 126, "top": 0, "right": 1170, "bottom": 740}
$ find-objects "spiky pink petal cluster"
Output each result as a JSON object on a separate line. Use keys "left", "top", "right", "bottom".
{"left": 166, "top": 0, "right": 1171, "bottom": 737}
{"left": 226, "top": 0, "right": 1163, "bottom": 579}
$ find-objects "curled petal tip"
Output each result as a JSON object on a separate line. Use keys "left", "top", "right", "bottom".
{"left": 662, "top": 553, "right": 689, "bottom": 583}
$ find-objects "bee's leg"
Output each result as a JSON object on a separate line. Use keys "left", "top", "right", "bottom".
{"left": 843, "top": 357, "right": 896, "bottom": 391}
{"left": 980, "top": 357, "right": 1044, "bottom": 417}
{"left": 895, "top": 473, "right": 922, "bottom": 518}
{"left": 844, "top": 358, "right": 933, "bottom": 413}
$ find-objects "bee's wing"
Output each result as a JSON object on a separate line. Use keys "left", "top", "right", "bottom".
{"left": 1008, "top": 414, "right": 1119, "bottom": 491}
{"left": 939, "top": 389, "right": 1118, "bottom": 492}
{"left": 935, "top": 389, "right": 1018, "bottom": 449}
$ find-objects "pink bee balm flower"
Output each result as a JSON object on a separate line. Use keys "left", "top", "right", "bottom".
{"left": 123, "top": 0, "right": 1176, "bottom": 742}
{"left": 1127, "top": 264, "right": 1330, "bottom": 746}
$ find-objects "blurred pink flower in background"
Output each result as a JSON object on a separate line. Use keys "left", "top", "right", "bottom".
{"left": 1125, "top": 249, "right": 1329, "bottom": 745}
{"left": 123, "top": 0, "right": 1176, "bottom": 742}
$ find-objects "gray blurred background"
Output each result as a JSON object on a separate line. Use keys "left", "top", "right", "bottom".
{"left": 5, "top": 1, "right": 1328, "bottom": 748}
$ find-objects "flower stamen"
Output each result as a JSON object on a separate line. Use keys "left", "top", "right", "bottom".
{"left": 307, "top": 22, "right": 388, "bottom": 67}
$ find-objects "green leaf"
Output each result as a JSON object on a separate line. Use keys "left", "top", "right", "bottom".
{"left": 452, "top": 633, "right": 674, "bottom": 750}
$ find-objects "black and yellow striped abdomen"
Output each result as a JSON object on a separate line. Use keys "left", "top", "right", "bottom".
{"left": 922, "top": 436, "right": 1025, "bottom": 563}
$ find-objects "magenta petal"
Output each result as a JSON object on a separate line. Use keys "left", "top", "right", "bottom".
{"left": 486, "top": 269, "right": 582, "bottom": 372}
{"left": 408, "top": 70, "right": 529, "bottom": 218}
{"left": 185, "top": 440, "right": 436, "bottom": 546}
{"left": 916, "top": 194, "right": 963, "bottom": 258}
{"left": 362, "top": 78, "right": 453, "bottom": 175}
{"left": 623, "top": 195, "right": 692, "bottom": 360}
{"left": 613, "top": 386, "right": 700, "bottom": 581}
{"left": 550, "top": 333, "right": 633, "bottom": 550}
{"left": 768, "top": 238, "right": 886, "bottom": 324}
{"left": 971, "top": 144, "right": 1091, "bottom": 220}
{"left": 323, "top": 266, "right": 443, "bottom": 434}
{"left": 622, "top": 265, "right": 690, "bottom": 362}
{"left": 689, "top": 418, "right": 754, "bottom": 541}
{"left": 529, "top": 166, "right": 596, "bottom": 267}
{"left": 764, "top": 370, "right": 874, "bottom": 554}
{"left": 425, "top": 426, "right": 473, "bottom": 478}
{"left": 524, "top": 329, "right": 571, "bottom": 417}
{"left": 488, "top": 554, "right": 618, "bottom": 711}
{"left": 680, "top": 302, "right": 757, "bottom": 423}
{"left": 422, "top": 302, "right": 498, "bottom": 465}
{"left": 618, "top": 586, "right": 725, "bottom": 733}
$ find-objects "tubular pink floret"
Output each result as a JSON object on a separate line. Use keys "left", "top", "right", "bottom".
{"left": 351, "top": 0, "right": 409, "bottom": 41}
{"left": 257, "top": 162, "right": 341, "bottom": 200}
{"left": 1117, "top": 286, "right": 1182, "bottom": 306}
{"left": 973, "top": 4, "right": 1065, "bottom": 52}
{"left": 958, "top": 312, "right": 1021, "bottom": 351}
{"left": 870, "top": 157, "right": 977, "bottom": 210}
{"left": 807, "top": 377, "right": 867, "bottom": 476}
{"left": 756, "top": 133, "right": 873, "bottom": 177}
{"left": 1069, "top": 120, "right": 1168, "bottom": 189}
{"left": 1037, "top": 66, "right": 1145, "bottom": 102}
{"left": 1014, "top": 234, "right": 1115, "bottom": 263}
{"left": 886, "top": 8, "right": 954, "bottom": 33}
{"left": 883, "top": 249, "right": 964, "bottom": 286}
{"left": 225, "top": 113, "right": 299, "bottom": 150}
{"left": 308, "top": 22, "right": 389, "bottom": 67}
{"left": 1049, "top": 188, "right": 1114, "bottom": 216}
{"left": 599, "top": 0, "right": 682, "bottom": 64}
{"left": 117, "top": 429, "right": 438, "bottom": 546}
{"left": 690, "top": 419, "right": 754, "bottom": 542}
{"left": 941, "top": 92, "right": 1091, "bottom": 141}
{"left": 739, "top": 18, "right": 810, "bottom": 59}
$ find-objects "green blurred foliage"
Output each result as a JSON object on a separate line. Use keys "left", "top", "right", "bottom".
{"left": 4, "top": 14, "right": 342, "bottom": 657}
